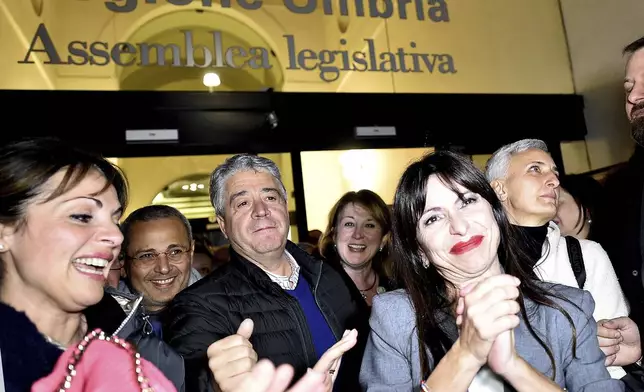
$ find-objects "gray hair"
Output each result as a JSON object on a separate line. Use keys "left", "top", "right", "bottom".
{"left": 120, "top": 204, "right": 193, "bottom": 257}
{"left": 485, "top": 139, "right": 549, "bottom": 182}
{"left": 210, "top": 154, "right": 287, "bottom": 218}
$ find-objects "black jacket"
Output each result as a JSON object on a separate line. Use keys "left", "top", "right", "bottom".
{"left": 164, "top": 241, "right": 367, "bottom": 392}
{"left": 0, "top": 302, "right": 63, "bottom": 392}
{"left": 593, "top": 146, "right": 644, "bottom": 346}
{"left": 85, "top": 288, "right": 186, "bottom": 391}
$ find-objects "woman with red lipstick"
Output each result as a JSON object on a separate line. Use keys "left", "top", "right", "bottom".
{"left": 360, "top": 151, "right": 622, "bottom": 392}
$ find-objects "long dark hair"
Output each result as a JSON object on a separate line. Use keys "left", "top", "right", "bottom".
{"left": 392, "top": 151, "right": 577, "bottom": 380}
{"left": 559, "top": 174, "right": 603, "bottom": 239}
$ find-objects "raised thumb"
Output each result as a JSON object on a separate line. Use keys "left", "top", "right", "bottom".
{"left": 236, "top": 318, "right": 254, "bottom": 339}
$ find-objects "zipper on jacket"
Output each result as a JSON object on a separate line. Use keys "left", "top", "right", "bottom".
{"left": 312, "top": 261, "right": 339, "bottom": 340}
{"left": 113, "top": 295, "right": 144, "bottom": 337}
{"left": 287, "top": 301, "right": 315, "bottom": 366}
{"left": 269, "top": 280, "right": 317, "bottom": 366}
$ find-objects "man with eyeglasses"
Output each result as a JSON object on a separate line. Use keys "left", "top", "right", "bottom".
{"left": 116, "top": 204, "right": 202, "bottom": 337}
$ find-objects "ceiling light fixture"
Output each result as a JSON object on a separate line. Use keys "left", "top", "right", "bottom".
{"left": 203, "top": 72, "right": 221, "bottom": 88}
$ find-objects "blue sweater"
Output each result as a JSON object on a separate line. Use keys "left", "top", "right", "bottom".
{"left": 286, "top": 275, "right": 337, "bottom": 359}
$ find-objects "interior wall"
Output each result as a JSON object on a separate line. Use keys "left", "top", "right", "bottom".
{"left": 300, "top": 148, "right": 430, "bottom": 231}
{"left": 0, "top": 0, "right": 56, "bottom": 89}
{"left": 340, "top": 0, "right": 574, "bottom": 94}
{"left": 559, "top": 0, "right": 644, "bottom": 168}
{"left": 116, "top": 153, "right": 296, "bottom": 219}
{"left": 5, "top": 0, "right": 575, "bottom": 95}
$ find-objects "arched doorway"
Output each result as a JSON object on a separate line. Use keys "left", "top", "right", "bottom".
{"left": 116, "top": 9, "right": 285, "bottom": 91}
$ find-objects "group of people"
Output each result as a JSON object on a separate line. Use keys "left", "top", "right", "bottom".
{"left": 1, "top": 35, "right": 644, "bottom": 392}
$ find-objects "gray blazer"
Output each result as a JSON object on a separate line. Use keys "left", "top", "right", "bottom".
{"left": 359, "top": 283, "right": 625, "bottom": 392}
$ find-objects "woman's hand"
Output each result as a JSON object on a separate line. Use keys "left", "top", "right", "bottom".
{"left": 312, "top": 329, "right": 358, "bottom": 392}
{"left": 455, "top": 274, "right": 521, "bottom": 368}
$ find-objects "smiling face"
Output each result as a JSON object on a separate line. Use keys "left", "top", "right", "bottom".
{"left": 417, "top": 175, "right": 501, "bottom": 286}
{"left": 125, "top": 217, "right": 193, "bottom": 311}
{"left": 216, "top": 170, "right": 290, "bottom": 264}
{"left": 492, "top": 149, "right": 560, "bottom": 226}
{"left": 334, "top": 203, "right": 385, "bottom": 269}
{"left": 0, "top": 169, "right": 124, "bottom": 313}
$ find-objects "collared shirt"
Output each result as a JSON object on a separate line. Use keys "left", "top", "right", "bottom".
{"left": 262, "top": 251, "right": 300, "bottom": 290}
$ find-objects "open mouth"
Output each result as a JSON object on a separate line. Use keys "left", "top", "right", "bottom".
{"left": 72, "top": 258, "right": 109, "bottom": 279}
{"left": 149, "top": 276, "right": 177, "bottom": 289}
{"left": 348, "top": 244, "right": 367, "bottom": 252}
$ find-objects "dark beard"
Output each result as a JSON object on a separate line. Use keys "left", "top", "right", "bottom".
{"left": 632, "top": 116, "right": 644, "bottom": 147}
{"left": 631, "top": 102, "right": 644, "bottom": 146}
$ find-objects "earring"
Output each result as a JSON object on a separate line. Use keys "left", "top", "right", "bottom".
{"left": 421, "top": 259, "right": 429, "bottom": 268}
{"left": 378, "top": 247, "right": 383, "bottom": 252}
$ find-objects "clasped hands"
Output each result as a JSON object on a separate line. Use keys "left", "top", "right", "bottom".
{"left": 207, "top": 318, "right": 358, "bottom": 392}
{"left": 455, "top": 274, "right": 522, "bottom": 376}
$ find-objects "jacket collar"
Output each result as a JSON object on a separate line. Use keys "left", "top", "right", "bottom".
{"left": 534, "top": 221, "right": 562, "bottom": 267}
{"left": 229, "top": 241, "right": 324, "bottom": 290}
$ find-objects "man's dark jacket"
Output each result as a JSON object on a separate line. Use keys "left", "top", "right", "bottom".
{"left": 594, "top": 146, "right": 644, "bottom": 345}
{"left": 163, "top": 241, "right": 368, "bottom": 392}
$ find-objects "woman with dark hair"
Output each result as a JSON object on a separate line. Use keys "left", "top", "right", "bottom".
{"left": 0, "top": 138, "right": 183, "bottom": 391}
{"left": 360, "top": 151, "right": 622, "bottom": 391}
{"left": 319, "top": 189, "right": 394, "bottom": 306}
{"left": 555, "top": 174, "right": 604, "bottom": 240}
{"left": 0, "top": 138, "right": 331, "bottom": 392}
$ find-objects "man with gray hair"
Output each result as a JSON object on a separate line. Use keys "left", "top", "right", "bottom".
{"left": 164, "top": 154, "right": 364, "bottom": 392}
{"left": 486, "top": 139, "right": 638, "bottom": 378}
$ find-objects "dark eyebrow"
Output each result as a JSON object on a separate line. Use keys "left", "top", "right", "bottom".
{"left": 165, "top": 243, "right": 188, "bottom": 250}
{"left": 230, "top": 188, "right": 281, "bottom": 205}
{"left": 261, "top": 187, "right": 281, "bottom": 196}
{"left": 422, "top": 189, "right": 477, "bottom": 215}
{"left": 422, "top": 206, "right": 441, "bottom": 215}
{"left": 71, "top": 196, "right": 103, "bottom": 208}
{"left": 229, "top": 190, "right": 248, "bottom": 206}
{"left": 134, "top": 247, "right": 156, "bottom": 254}
{"left": 66, "top": 196, "right": 123, "bottom": 217}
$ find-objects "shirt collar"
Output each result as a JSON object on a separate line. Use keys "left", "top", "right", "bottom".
{"left": 261, "top": 251, "right": 300, "bottom": 290}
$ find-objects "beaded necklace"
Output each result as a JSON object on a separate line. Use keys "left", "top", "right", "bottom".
{"left": 55, "top": 328, "right": 154, "bottom": 392}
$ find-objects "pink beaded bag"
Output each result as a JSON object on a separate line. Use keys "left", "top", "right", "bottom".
{"left": 31, "top": 329, "right": 177, "bottom": 392}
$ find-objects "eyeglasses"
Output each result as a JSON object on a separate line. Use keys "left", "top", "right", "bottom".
{"left": 128, "top": 247, "right": 190, "bottom": 267}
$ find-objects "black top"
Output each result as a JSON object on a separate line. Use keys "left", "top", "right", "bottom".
{"left": 513, "top": 224, "right": 549, "bottom": 268}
